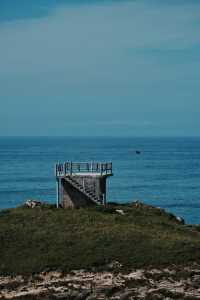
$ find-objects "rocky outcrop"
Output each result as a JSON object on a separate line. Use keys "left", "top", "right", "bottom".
{"left": 115, "top": 209, "right": 126, "bottom": 216}
{"left": 1, "top": 266, "right": 200, "bottom": 299}
{"left": 25, "top": 200, "right": 42, "bottom": 208}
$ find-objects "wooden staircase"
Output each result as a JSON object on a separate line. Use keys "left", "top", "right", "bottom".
{"left": 64, "top": 176, "right": 101, "bottom": 205}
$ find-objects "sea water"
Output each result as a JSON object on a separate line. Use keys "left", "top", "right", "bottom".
{"left": 0, "top": 136, "right": 200, "bottom": 224}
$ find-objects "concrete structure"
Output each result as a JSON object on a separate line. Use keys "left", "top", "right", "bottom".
{"left": 55, "top": 162, "right": 113, "bottom": 208}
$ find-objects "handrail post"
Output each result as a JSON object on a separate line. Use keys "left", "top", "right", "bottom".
{"left": 55, "top": 164, "right": 57, "bottom": 177}
{"left": 64, "top": 162, "right": 66, "bottom": 176}
{"left": 82, "top": 178, "right": 85, "bottom": 191}
{"left": 56, "top": 178, "right": 60, "bottom": 208}
{"left": 61, "top": 164, "right": 64, "bottom": 176}
{"left": 70, "top": 161, "right": 72, "bottom": 175}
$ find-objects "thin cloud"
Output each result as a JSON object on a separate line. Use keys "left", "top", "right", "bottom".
{"left": 0, "top": 0, "right": 200, "bottom": 136}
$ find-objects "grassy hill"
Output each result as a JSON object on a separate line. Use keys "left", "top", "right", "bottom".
{"left": 0, "top": 202, "right": 200, "bottom": 276}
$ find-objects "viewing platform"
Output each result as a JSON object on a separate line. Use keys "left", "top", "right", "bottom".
{"left": 55, "top": 162, "right": 113, "bottom": 177}
{"left": 55, "top": 162, "right": 113, "bottom": 208}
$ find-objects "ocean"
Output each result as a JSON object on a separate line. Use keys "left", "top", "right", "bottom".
{"left": 0, "top": 136, "right": 200, "bottom": 224}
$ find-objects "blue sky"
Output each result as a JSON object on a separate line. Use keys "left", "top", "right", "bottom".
{"left": 0, "top": 0, "right": 200, "bottom": 136}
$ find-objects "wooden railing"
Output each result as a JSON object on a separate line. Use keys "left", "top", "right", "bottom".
{"left": 55, "top": 162, "right": 112, "bottom": 177}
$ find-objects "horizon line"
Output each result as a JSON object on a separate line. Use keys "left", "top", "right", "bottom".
{"left": 0, "top": 135, "right": 200, "bottom": 139}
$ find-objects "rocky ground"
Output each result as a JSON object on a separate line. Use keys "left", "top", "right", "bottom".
{"left": 1, "top": 265, "right": 200, "bottom": 299}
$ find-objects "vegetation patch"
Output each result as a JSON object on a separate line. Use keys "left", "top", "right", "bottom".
{"left": 0, "top": 202, "right": 200, "bottom": 275}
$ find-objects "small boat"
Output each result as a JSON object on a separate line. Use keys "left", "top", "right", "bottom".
{"left": 136, "top": 150, "right": 141, "bottom": 155}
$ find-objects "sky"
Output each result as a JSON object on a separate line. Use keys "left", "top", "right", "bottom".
{"left": 0, "top": 0, "right": 200, "bottom": 136}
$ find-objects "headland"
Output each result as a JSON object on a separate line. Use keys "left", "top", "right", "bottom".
{"left": 0, "top": 201, "right": 200, "bottom": 299}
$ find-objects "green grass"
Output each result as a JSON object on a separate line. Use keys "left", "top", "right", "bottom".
{"left": 0, "top": 202, "right": 200, "bottom": 275}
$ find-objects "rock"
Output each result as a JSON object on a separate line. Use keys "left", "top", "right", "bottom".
{"left": 2, "top": 268, "right": 200, "bottom": 300}
{"left": 133, "top": 200, "right": 143, "bottom": 208}
{"left": 25, "top": 199, "right": 42, "bottom": 208}
{"left": 116, "top": 290, "right": 135, "bottom": 299}
{"left": 75, "top": 290, "right": 91, "bottom": 299}
{"left": 107, "top": 261, "right": 123, "bottom": 270}
{"left": 176, "top": 216, "right": 185, "bottom": 225}
{"left": 52, "top": 290, "right": 86, "bottom": 299}
{"left": 115, "top": 209, "right": 126, "bottom": 216}
{"left": 52, "top": 292, "right": 71, "bottom": 299}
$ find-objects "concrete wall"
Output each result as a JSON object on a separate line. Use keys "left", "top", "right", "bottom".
{"left": 60, "top": 175, "right": 108, "bottom": 208}
{"left": 74, "top": 176, "right": 106, "bottom": 200}
{"left": 61, "top": 179, "right": 95, "bottom": 208}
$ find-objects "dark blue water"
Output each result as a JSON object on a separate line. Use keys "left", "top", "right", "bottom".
{"left": 1, "top": 137, "right": 200, "bottom": 224}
